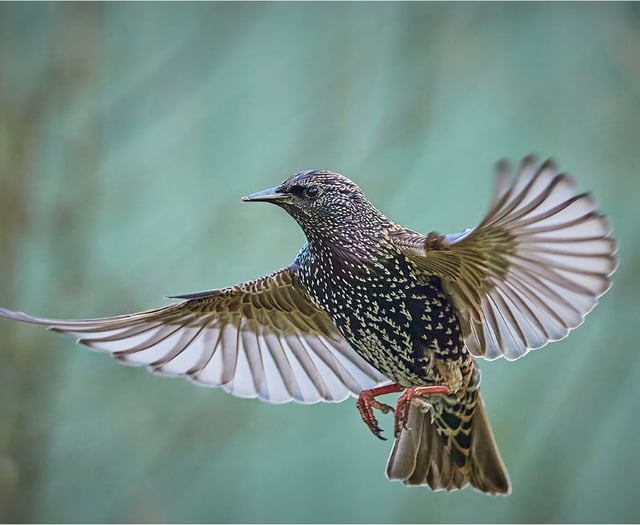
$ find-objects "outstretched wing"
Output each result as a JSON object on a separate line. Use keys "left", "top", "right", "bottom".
{"left": 391, "top": 155, "right": 617, "bottom": 360}
{"left": 0, "top": 267, "right": 388, "bottom": 402}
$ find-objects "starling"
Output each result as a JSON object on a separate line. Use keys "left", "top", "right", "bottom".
{"left": 0, "top": 156, "right": 616, "bottom": 495}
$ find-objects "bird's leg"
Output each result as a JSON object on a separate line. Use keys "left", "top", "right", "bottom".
{"left": 356, "top": 383, "right": 404, "bottom": 440}
{"left": 394, "top": 385, "right": 450, "bottom": 437}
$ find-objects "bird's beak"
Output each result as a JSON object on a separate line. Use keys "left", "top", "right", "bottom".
{"left": 241, "top": 186, "right": 291, "bottom": 204}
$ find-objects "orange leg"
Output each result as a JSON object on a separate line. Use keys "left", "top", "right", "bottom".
{"left": 394, "top": 385, "right": 450, "bottom": 437}
{"left": 356, "top": 383, "right": 404, "bottom": 440}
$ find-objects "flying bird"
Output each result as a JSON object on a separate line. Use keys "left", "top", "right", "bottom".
{"left": 0, "top": 156, "right": 617, "bottom": 495}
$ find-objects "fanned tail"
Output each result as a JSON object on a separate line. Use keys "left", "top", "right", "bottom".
{"left": 386, "top": 393, "right": 510, "bottom": 495}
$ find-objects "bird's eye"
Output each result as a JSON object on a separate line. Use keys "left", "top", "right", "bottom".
{"left": 305, "top": 186, "right": 319, "bottom": 199}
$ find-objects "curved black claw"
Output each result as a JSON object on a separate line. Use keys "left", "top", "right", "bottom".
{"left": 373, "top": 426, "right": 387, "bottom": 441}
{"left": 356, "top": 398, "right": 388, "bottom": 441}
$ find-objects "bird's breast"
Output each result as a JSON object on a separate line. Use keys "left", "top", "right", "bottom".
{"left": 297, "top": 245, "right": 469, "bottom": 386}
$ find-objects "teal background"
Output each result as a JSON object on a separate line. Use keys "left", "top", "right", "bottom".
{"left": 0, "top": 2, "right": 638, "bottom": 523}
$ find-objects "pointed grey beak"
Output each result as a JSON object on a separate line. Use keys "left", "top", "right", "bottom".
{"left": 241, "top": 186, "right": 291, "bottom": 204}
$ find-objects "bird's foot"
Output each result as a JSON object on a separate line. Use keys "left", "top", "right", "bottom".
{"left": 356, "top": 384, "right": 404, "bottom": 440}
{"left": 394, "top": 384, "right": 450, "bottom": 438}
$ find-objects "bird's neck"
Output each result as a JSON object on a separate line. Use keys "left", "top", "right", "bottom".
{"left": 305, "top": 213, "right": 389, "bottom": 252}
{"left": 302, "top": 219, "right": 394, "bottom": 271}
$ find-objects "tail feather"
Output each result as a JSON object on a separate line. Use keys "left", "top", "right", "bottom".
{"left": 469, "top": 400, "right": 511, "bottom": 494}
{"left": 386, "top": 394, "right": 510, "bottom": 495}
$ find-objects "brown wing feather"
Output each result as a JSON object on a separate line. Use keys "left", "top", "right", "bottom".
{"left": 0, "top": 267, "right": 387, "bottom": 402}
{"left": 391, "top": 155, "right": 617, "bottom": 360}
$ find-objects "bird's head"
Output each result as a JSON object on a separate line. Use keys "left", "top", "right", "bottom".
{"left": 242, "top": 170, "right": 385, "bottom": 243}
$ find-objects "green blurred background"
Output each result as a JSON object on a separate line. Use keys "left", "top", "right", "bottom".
{"left": 0, "top": 2, "right": 639, "bottom": 523}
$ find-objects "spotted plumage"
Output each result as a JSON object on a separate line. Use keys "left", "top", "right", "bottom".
{"left": 0, "top": 156, "right": 617, "bottom": 495}
{"left": 296, "top": 236, "right": 465, "bottom": 387}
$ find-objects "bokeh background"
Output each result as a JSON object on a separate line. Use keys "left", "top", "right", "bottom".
{"left": 1, "top": 2, "right": 639, "bottom": 523}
